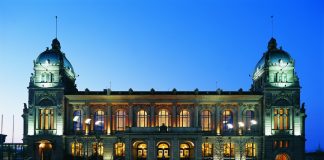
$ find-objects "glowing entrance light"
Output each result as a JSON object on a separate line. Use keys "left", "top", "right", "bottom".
{"left": 251, "top": 120, "right": 257, "bottom": 125}
{"left": 85, "top": 118, "right": 91, "bottom": 124}
{"left": 95, "top": 121, "right": 103, "bottom": 126}
{"left": 227, "top": 124, "right": 233, "bottom": 129}
{"left": 238, "top": 122, "right": 245, "bottom": 128}
{"left": 73, "top": 116, "right": 79, "bottom": 122}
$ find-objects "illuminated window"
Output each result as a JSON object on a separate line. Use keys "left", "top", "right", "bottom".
{"left": 202, "top": 142, "right": 213, "bottom": 157}
{"left": 223, "top": 143, "right": 234, "bottom": 159}
{"left": 157, "top": 143, "right": 169, "bottom": 158}
{"left": 245, "top": 110, "right": 255, "bottom": 131}
{"left": 178, "top": 110, "right": 190, "bottom": 127}
{"left": 94, "top": 110, "right": 105, "bottom": 131}
{"left": 158, "top": 109, "right": 170, "bottom": 127}
{"left": 116, "top": 110, "right": 126, "bottom": 131}
{"left": 180, "top": 143, "right": 190, "bottom": 158}
{"left": 137, "top": 110, "right": 148, "bottom": 127}
{"left": 92, "top": 142, "right": 104, "bottom": 156}
{"left": 71, "top": 142, "right": 83, "bottom": 156}
{"left": 222, "top": 110, "right": 233, "bottom": 131}
{"left": 201, "top": 110, "right": 212, "bottom": 131}
{"left": 245, "top": 143, "right": 256, "bottom": 158}
{"left": 39, "top": 109, "right": 54, "bottom": 130}
{"left": 41, "top": 72, "right": 53, "bottom": 83}
{"left": 114, "top": 142, "right": 125, "bottom": 157}
{"left": 137, "top": 143, "right": 147, "bottom": 158}
{"left": 273, "top": 108, "right": 289, "bottom": 130}
{"left": 73, "top": 110, "right": 82, "bottom": 131}
{"left": 273, "top": 140, "right": 289, "bottom": 149}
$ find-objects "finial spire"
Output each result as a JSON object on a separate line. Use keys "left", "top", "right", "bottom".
{"left": 271, "top": 15, "right": 274, "bottom": 37}
{"left": 55, "top": 16, "right": 58, "bottom": 38}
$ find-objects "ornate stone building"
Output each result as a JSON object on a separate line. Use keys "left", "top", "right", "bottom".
{"left": 23, "top": 37, "right": 306, "bottom": 160}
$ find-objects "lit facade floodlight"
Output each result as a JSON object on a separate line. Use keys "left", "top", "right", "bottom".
{"left": 73, "top": 116, "right": 79, "bottom": 122}
{"left": 227, "top": 123, "right": 233, "bottom": 129}
{"left": 85, "top": 118, "right": 91, "bottom": 124}
{"left": 95, "top": 121, "right": 103, "bottom": 126}
{"left": 251, "top": 120, "right": 257, "bottom": 125}
{"left": 238, "top": 122, "right": 245, "bottom": 128}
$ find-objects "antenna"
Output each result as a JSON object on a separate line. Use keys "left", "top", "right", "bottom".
{"left": 109, "top": 81, "right": 112, "bottom": 90}
{"left": 55, "top": 16, "right": 58, "bottom": 38}
{"left": 1, "top": 114, "right": 3, "bottom": 134}
{"left": 271, "top": 15, "right": 274, "bottom": 37}
{"left": 12, "top": 114, "right": 14, "bottom": 143}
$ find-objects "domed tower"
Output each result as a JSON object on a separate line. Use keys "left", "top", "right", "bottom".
{"left": 30, "top": 38, "right": 77, "bottom": 92}
{"left": 253, "top": 38, "right": 306, "bottom": 159}
{"left": 252, "top": 37, "right": 300, "bottom": 91}
{"left": 23, "top": 39, "right": 77, "bottom": 160}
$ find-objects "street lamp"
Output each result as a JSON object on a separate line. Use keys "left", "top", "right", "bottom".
{"left": 250, "top": 120, "right": 257, "bottom": 160}
{"left": 238, "top": 121, "right": 244, "bottom": 135}
{"left": 85, "top": 118, "right": 91, "bottom": 159}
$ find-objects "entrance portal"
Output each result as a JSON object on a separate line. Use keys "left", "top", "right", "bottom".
{"left": 157, "top": 143, "right": 170, "bottom": 160}
{"left": 275, "top": 153, "right": 290, "bottom": 160}
{"left": 37, "top": 140, "right": 53, "bottom": 160}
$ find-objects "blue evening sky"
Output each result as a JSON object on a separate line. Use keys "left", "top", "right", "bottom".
{"left": 0, "top": 0, "right": 323, "bottom": 152}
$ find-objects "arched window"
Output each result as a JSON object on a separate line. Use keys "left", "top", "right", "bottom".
{"left": 178, "top": 110, "right": 190, "bottom": 127}
{"left": 222, "top": 110, "right": 233, "bottom": 131}
{"left": 114, "top": 142, "right": 125, "bottom": 157}
{"left": 157, "top": 143, "right": 170, "bottom": 158}
{"left": 245, "top": 142, "right": 256, "bottom": 159}
{"left": 39, "top": 109, "right": 54, "bottom": 130}
{"left": 73, "top": 110, "right": 82, "bottom": 131}
{"left": 94, "top": 110, "right": 105, "bottom": 131}
{"left": 137, "top": 143, "right": 147, "bottom": 158}
{"left": 245, "top": 110, "right": 255, "bottom": 131}
{"left": 201, "top": 110, "right": 212, "bottom": 131}
{"left": 116, "top": 110, "right": 126, "bottom": 131}
{"left": 202, "top": 142, "right": 213, "bottom": 157}
{"left": 137, "top": 110, "right": 148, "bottom": 127}
{"left": 180, "top": 143, "right": 190, "bottom": 159}
{"left": 41, "top": 72, "right": 53, "bottom": 83}
{"left": 71, "top": 142, "right": 83, "bottom": 156}
{"left": 223, "top": 143, "right": 234, "bottom": 159}
{"left": 274, "top": 108, "right": 289, "bottom": 130}
{"left": 158, "top": 109, "right": 170, "bottom": 127}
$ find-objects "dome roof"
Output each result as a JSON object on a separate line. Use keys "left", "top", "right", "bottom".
{"left": 35, "top": 39, "right": 75, "bottom": 76}
{"left": 254, "top": 38, "right": 293, "bottom": 74}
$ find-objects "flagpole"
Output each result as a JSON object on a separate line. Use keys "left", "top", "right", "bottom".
{"left": 12, "top": 114, "right": 14, "bottom": 143}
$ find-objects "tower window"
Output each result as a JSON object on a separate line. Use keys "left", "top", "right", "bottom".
{"left": 39, "top": 109, "right": 54, "bottom": 130}
{"left": 273, "top": 108, "right": 289, "bottom": 130}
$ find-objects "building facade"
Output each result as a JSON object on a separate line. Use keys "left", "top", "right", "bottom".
{"left": 23, "top": 38, "right": 306, "bottom": 160}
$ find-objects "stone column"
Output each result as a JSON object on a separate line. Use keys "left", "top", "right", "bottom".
{"left": 195, "top": 137, "right": 202, "bottom": 160}
{"left": 107, "top": 105, "right": 112, "bottom": 135}
{"left": 151, "top": 104, "right": 155, "bottom": 127}
{"left": 125, "top": 136, "right": 132, "bottom": 160}
{"left": 147, "top": 137, "right": 155, "bottom": 160}
{"left": 172, "top": 105, "right": 177, "bottom": 127}
{"left": 216, "top": 106, "right": 220, "bottom": 135}
{"left": 171, "top": 138, "right": 179, "bottom": 159}
{"left": 194, "top": 105, "right": 199, "bottom": 128}
{"left": 129, "top": 105, "right": 133, "bottom": 127}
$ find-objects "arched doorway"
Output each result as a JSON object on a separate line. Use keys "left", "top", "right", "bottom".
{"left": 136, "top": 143, "right": 147, "bottom": 160}
{"left": 275, "top": 153, "right": 290, "bottom": 160}
{"left": 180, "top": 141, "right": 195, "bottom": 160}
{"left": 37, "top": 140, "right": 53, "bottom": 160}
{"left": 157, "top": 142, "right": 170, "bottom": 160}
